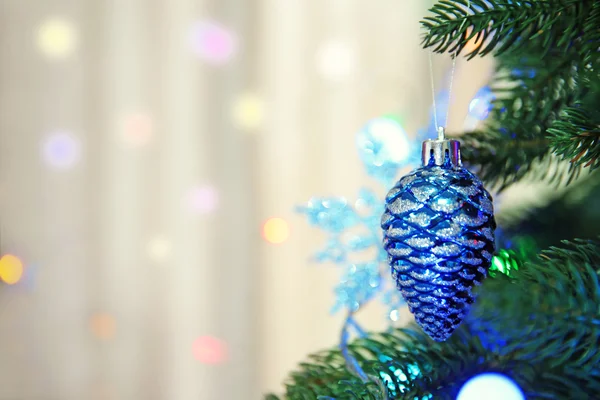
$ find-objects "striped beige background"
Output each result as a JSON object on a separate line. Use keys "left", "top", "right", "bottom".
{"left": 0, "top": 1, "right": 493, "bottom": 399}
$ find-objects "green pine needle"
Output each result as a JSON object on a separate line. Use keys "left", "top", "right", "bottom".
{"left": 473, "top": 239, "right": 600, "bottom": 371}
{"left": 422, "top": 0, "right": 591, "bottom": 59}
{"left": 269, "top": 239, "right": 600, "bottom": 399}
{"left": 548, "top": 107, "right": 600, "bottom": 170}
{"left": 422, "top": 0, "right": 599, "bottom": 189}
{"left": 451, "top": 19, "right": 597, "bottom": 189}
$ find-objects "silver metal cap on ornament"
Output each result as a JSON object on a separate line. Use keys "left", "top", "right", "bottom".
{"left": 421, "top": 127, "right": 462, "bottom": 167}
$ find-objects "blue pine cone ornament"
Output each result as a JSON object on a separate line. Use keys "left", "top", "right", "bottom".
{"left": 381, "top": 130, "right": 495, "bottom": 341}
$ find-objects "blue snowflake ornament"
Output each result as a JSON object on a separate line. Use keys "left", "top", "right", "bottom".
{"left": 332, "top": 262, "right": 381, "bottom": 313}
{"left": 298, "top": 188, "right": 406, "bottom": 317}
{"left": 298, "top": 119, "right": 417, "bottom": 320}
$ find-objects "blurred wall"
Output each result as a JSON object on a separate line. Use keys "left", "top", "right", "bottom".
{"left": 0, "top": 1, "right": 492, "bottom": 399}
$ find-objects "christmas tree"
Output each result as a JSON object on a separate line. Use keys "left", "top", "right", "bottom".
{"left": 268, "top": 1, "right": 600, "bottom": 399}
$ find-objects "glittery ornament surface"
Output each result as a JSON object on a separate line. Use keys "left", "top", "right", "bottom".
{"left": 381, "top": 163, "right": 496, "bottom": 341}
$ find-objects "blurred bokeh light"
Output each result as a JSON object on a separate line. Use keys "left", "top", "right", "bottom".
{"left": 263, "top": 217, "right": 290, "bottom": 244}
{"left": 89, "top": 313, "right": 117, "bottom": 341}
{"left": 232, "top": 93, "right": 265, "bottom": 131}
{"left": 121, "top": 113, "right": 154, "bottom": 147}
{"left": 184, "top": 185, "right": 219, "bottom": 215}
{"left": 356, "top": 115, "right": 411, "bottom": 183}
{"left": 315, "top": 39, "right": 358, "bottom": 82}
{"left": 189, "top": 20, "right": 238, "bottom": 65}
{"left": 457, "top": 373, "right": 524, "bottom": 400}
{"left": 464, "top": 26, "right": 485, "bottom": 54}
{"left": 41, "top": 132, "right": 82, "bottom": 169}
{"left": 0, "top": 254, "right": 24, "bottom": 285}
{"left": 468, "top": 86, "right": 495, "bottom": 121}
{"left": 36, "top": 17, "right": 78, "bottom": 59}
{"left": 193, "top": 336, "right": 228, "bottom": 365}
{"left": 146, "top": 235, "right": 172, "bottom": 263}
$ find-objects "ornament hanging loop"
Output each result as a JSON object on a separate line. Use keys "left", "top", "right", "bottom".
{"left": 437, "top": 126, "right": 445, "bottom": 141}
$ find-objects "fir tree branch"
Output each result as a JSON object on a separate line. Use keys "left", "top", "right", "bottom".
{"left": 547, "top": 107, "right": 600, "bottom": 170}
{"left": 456, "top": 130, "right": 557, "bottom": 191}
{"left": 496, "top": 170, "right": 600, "bottom": 252}
{"left": 422, "top": 0, "right": 591, "bottom": 59}
{"left": 270, "top": 240, "right": 600, "bottom": 399}
{"left": 454, "top": 30, "right": 595, "bottom": 189}
{"left": 582, "top": 1, "right": 600, "bottom": 62}
{"left": 471, "top": 239, "right": 600, "bottom": 373}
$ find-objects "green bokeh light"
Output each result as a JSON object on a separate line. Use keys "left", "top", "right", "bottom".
{"left": 490, "top": 249, "right": 521, "bottom": 277}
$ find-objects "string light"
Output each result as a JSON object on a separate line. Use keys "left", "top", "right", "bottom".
{"left": 457, "top": 373, "right": 524, "bottom": 400}
{"left": 263, "top": 217, "right": 290, "bottom": 244}
{"left": 193, "top": 336, "right": 228, "bottom": 364}
{"left": 0, "top": 254, "right": 24, "bottom": 285}
{"left": 36, "top": 17, "right": 78, "bottom": 59}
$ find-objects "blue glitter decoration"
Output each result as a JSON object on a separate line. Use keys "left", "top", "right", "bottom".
{"left": 333, "top": 262, "right": 381, "bottom": 313}
{"left": 298, "top": 187, "right": 407, "bottom": 317}
{"left": 302, "top": 197, "right": 359, "bottom": 233}
{"left": 297, "top": 115, "right": 423, "bottom": 319}
{"left": 381, "top": 142, "right": 496, "bottom": 341}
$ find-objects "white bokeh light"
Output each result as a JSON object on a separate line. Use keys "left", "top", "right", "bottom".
{"left": 146, "top": 235, "right": 172, "bottom": 263}
{"left": 183, "top": 185, "right": 219, "bottom": 215}
{"left": 457, "top": 373, "right": 524, "bottom": 400}
{"left": 357, "top": 117, "right": 410, "bottom": 166}
{"left": 315, "top": 39, "right": 358, "bottom": 82}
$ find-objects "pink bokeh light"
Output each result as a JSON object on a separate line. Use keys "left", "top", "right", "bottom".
{"left": 122, "top": 113, "right": 153, "bottom": 147}
{"left": 189, "top": 20, "right": 238, "bottom": 65}
{"left": 184, "top": 185, "right": 219, "bottom": 214}
{"left": 193, "top": 336, "right": 228, "bottom": 364}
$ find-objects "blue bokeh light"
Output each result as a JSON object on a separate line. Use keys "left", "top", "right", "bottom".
{"left": 457, "top": 373, "right": 524, "bottom": 400}
{"left": 468, "top": 86, "right": 495, "bottom": 121}
{"left": 42, "top": 131, "right": 82, "bottom": 169}
{"left": 356, "top": 115, "right": 412, "bottom": 185}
